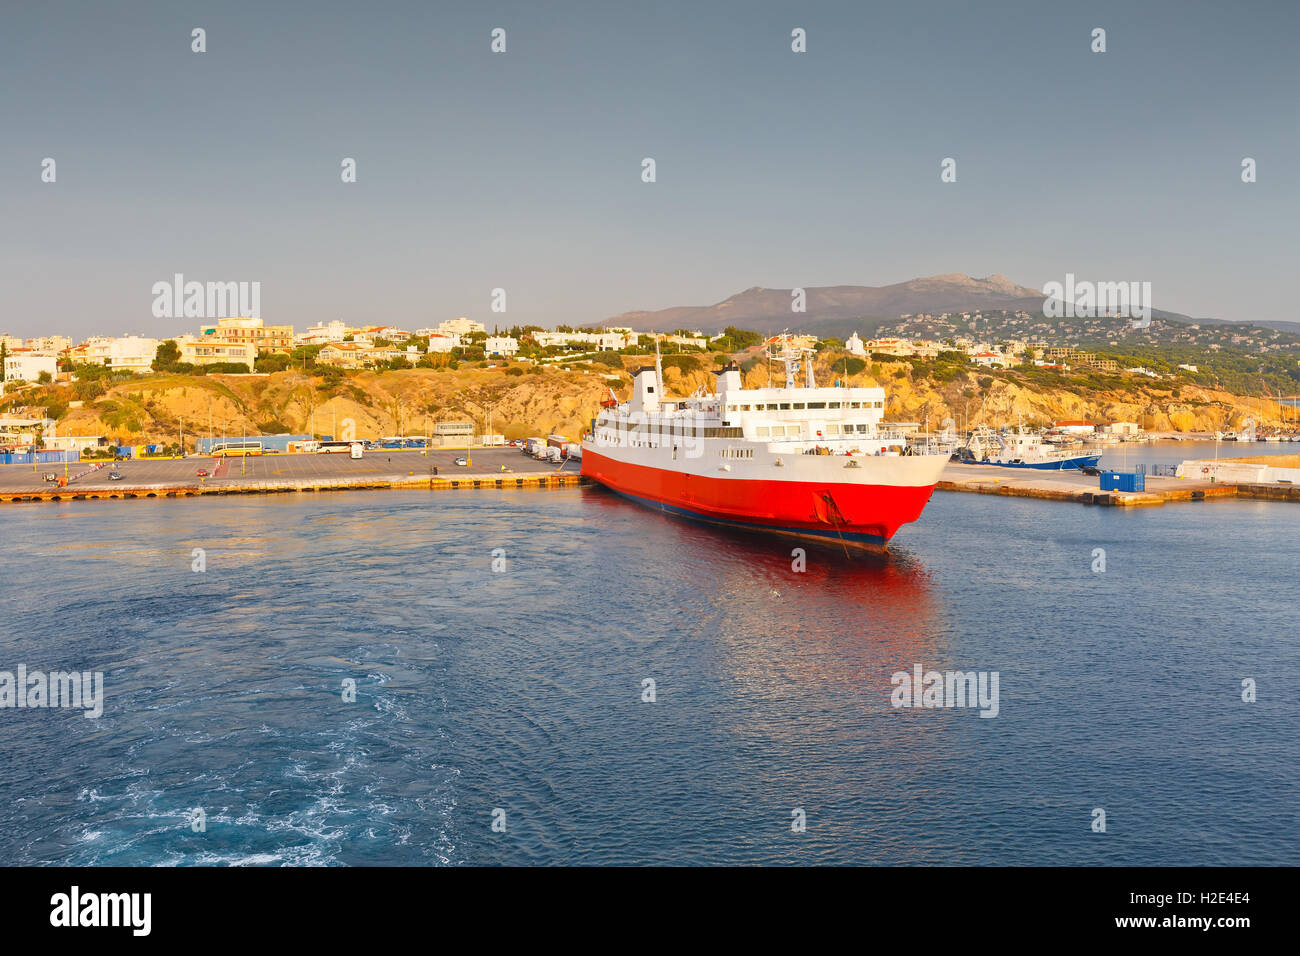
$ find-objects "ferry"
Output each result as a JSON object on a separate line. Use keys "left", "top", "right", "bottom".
{"left": 580, "top": 344, "right": 949, "bottom": 551}
{"left": 957, "top": 426, "right": 1100, "bottom": 470}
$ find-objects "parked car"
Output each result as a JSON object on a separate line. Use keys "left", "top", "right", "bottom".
{"left": 42, "top": 472, "right": 58, "bottom": 482}
{"left": 195, "top": 469, "right": 209, "bottom": 477}
{"left": 454, "top": 457, "right": 468, "bottom": 466}
{"left": 1081, "top": 465, "right": 1101, "bottom": 476}
{"left": 108, "top": 472, "right": 123, "bottom": 481}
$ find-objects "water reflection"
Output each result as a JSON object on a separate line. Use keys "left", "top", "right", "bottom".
{"left": 582, "top": 487, "right": 947, "bottom": 697}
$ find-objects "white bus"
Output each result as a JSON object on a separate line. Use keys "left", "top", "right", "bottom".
{"left": 211, "top": 440, "right": 264, "bottom": 457}
{"left": 317, "top": 440, "right": 362, "bottom": 454}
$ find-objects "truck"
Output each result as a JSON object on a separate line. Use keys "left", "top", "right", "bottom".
{"left": 546, "top": 435, "right": 581, "bottom": 460}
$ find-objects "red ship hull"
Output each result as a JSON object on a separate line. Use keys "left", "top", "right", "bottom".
{"left": 581, "top": 449, "right": 939, "bottom": 549}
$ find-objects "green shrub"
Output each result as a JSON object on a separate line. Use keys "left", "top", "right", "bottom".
{"left": 662, "top": 354, "right": 701, "bottom": 374}
{"left": 589, "top": 351, "right": 624, "bottom": 369}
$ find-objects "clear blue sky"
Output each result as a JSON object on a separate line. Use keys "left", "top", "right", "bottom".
{"left": 2, "top": 0, "right": 1296, "bottom": 339}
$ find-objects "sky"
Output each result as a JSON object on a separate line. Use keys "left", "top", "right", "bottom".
{"left": 1, "top": 0, "right": 1297, "bottom": 340}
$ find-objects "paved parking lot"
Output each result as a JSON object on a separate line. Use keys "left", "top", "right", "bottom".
{"left": 0, "top": 447, "right": 574, "bottom": 493}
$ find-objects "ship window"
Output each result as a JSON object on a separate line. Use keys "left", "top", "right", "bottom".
{"left": 779, "top": 403, "right": 791, "bottom": 410}
{"left": 826, "top": 424, "right": 840, "bottom": 434}
{"left": 741, "top": 404, "right": 752, "bottom": 411}
{"left": 807, "top": 402, "right": 825, "bottom": 409}
{"left": 756, "top": 426, "right": 769, "bottom": 437}
{"left": 793, "top": 403, "right": 805, "bottom": 410}
{"left": 829, "top": 402, "right": 842, "bottom": 409}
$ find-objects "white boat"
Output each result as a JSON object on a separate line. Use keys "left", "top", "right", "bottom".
{"left": 581, "top": 342, "right": 948, "bottom": 551}
{"left": 958, "top": 426, "right": 1101, "bottom": 470}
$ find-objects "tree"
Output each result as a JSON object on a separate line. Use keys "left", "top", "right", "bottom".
{"left": 37, "top": 370, "right": 52, "bottom": 384}
{"left": 153, "top": 339, "right": 181, "bottom": 371}
{"left": 256, "top": 352, "right": 290, "bottom": 373}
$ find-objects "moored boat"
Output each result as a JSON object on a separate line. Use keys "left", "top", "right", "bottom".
{"left": 957, "top": 426, "right": 1101, "bottom": 470}
{"left": 580, "top": 344, "right": 948, "bottom": 550}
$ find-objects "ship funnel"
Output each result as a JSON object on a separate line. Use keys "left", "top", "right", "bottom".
{"left": 715, "top": 364, "right": 742, "bottom": 396}
{"left": 629, "top": 366, "right": 660, "bottom": 413}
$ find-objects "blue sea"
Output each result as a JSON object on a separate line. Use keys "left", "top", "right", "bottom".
{"left": 0, "top": 486, "right": 1295, "bottom": 865}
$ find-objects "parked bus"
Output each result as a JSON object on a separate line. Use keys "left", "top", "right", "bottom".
{"left": 211, "top": 441, "right": 263, "bottom": 457}
{"left": 317, "top": 440, "right": 362, "bottom": 454}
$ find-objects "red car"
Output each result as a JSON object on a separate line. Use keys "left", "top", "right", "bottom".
{"left": 196, "top": 469, "right": 209, "bottom": 477}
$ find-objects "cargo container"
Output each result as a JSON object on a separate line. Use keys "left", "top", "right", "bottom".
{"left": 1100, "top": 472, "right": 1145, "bottom": 492}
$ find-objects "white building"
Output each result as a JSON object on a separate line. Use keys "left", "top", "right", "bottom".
{"left": 436, "top": 317, "right": 486, "bottom": 336}
{"left": 425, "top": 333, "right": 462, "bottom": 353}
{"left": 533, "top": 330, "right": 636, "bottom": 351}
{"left": 296, "top": 320, "right": 349, "bottom": 345}
{"left": 78, "top": 335, "right": 160, "bottom": 373}
{"left": 0, "top": 415, "right": 54, "bottom": 445}
{"left": 845, "top": 332, "right": 867, "bottom": 356}
{"left": 3, "top": 350, "right": 57, "bottom": 382}
{"left": 25, "top": 335, "right": 72, "bottom": 353}
{"left": 485, "top": 336, "right": 520, "bottom": 357}
{"left": 177, "top": 337, "right": 256, "bottom": 369}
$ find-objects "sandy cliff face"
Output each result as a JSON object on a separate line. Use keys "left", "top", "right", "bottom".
{"left": 53, "top": 366, "right": 619, "bottom": 443}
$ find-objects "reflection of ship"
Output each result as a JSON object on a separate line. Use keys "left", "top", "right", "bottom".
{"left": 957, "top": 426, "right": 1100, "bottom": 470}
{"left": 580, "top": 341, "right": 949, "bottom": 550}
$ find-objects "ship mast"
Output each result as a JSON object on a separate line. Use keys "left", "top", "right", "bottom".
{"left": 767, "top": 332, "right": 815, "bottom": 390}
{"left": 654, "top": 338, "right": 665, "bottom": 397}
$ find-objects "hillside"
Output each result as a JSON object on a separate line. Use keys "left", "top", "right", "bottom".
{"left": 43, "top": 366, "right": 617, "bottom": 446}
{"left": 23, "top": 354, "right": 1285, "bottom": 448}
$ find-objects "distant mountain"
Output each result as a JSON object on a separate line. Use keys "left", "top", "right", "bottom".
{"left": 602, "top": 273, "right": 1204, "bottom": 340}
{"left": 1197, "top": 318, "right": 1300, "bottom": 336}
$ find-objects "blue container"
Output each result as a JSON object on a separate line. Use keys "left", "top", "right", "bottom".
{"left": 116, "top": 446, "right": 134, "bottom": 459}
{"left": 1100, "top": 472, "right": 1144, "bottom": 492}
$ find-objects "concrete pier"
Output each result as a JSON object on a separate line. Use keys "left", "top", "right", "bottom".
{"left": 0, "top": 447, "right": 584, "bottom": 504}
{"left": 937, "top": 462, "right": 1295, "bottom": 506}
{"left": 4, "top": 448, "right": 1299, "bottom": 507}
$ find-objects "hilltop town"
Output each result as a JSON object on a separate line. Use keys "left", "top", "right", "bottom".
{"left": 1, "top": 312, "right": 1298, "bottom": 457}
